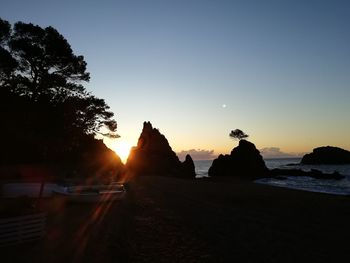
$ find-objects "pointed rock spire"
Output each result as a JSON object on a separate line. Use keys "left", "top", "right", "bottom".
{"left": 126, "top": 121, "right": 196, "bottom": 178}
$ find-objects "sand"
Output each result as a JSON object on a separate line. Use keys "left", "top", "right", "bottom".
{"left": 1, "top": 175, "right": 350, "bottom": 262}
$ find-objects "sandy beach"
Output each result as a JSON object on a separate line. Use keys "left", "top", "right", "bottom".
{"left": 2, "top": 176, "right": 350, "bottom": 262}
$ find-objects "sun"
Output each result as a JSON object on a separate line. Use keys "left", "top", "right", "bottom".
{"left": 112, "top": 140, "right": 132, "bottom": 163}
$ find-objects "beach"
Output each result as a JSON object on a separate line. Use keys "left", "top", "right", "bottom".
{"left": 2, "top": 176, "right": 350, "bottom": 262}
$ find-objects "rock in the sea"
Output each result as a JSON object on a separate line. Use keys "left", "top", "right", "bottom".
{"left": 301, "top": 146, "right": 350, "bottom": 164}
{"left": 208, "top": 140, "right": 268, "bottom": 179}
{"left": 180, "top": 154, "right": 197, "bottom": 178}
{"left": 126, "top": 122, "right": 195, "bottom": 178}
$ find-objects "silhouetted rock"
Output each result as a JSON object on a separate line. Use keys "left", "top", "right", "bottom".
{"left": 301, "top": 146, "right": 350, "bottom": 164}
{"left": 126, "top": 122, "right": 195, "bottom": 178}
{"left": 181, "top": 154, "right": 197, "bottom": 178}
{"left": 270, "top": 168, "right": 344, "bottom": 180}
{"left": 208, "top": 140, "right": 268, "bottom": 179}
{"left": 0, "top": 132, "right": 124, "bottom": 182}
{"left": 77, "top": 137, "right": 124, "bottom": 182}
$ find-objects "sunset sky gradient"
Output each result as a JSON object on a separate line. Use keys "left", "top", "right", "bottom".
{"left": 2, "top": 0, "right": 349, "bottom": 159}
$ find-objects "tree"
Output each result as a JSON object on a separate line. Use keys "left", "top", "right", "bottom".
{"left": 0, "top": 19, "right": 121, "bottom": 168}
{"left": 229, "top": 129, "right": 249, "bottom": 141}
{"left": 0, "top": 18, "right": 118, "bottom": 138}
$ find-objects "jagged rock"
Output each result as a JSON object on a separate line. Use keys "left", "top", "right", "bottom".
{"left": 0, "top": 136, "right": 124, "bottom": 183}
{"left": 181, "top": 154, "right": 196, "bottom": 178}
{"left": 301, "top": 146, "right": 350, "bottom": 164}
{"left": 208, "top": 140, "right": 268, "bottom": 179}
{"left": 77, "top": 137, "right": 124, "bottom": 182}
{"left": 126, "top": 122, "right": 195, "bottom": 178}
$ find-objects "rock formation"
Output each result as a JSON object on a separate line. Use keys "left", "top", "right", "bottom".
{"left": 77, "top": 137, "right": 124, "bottom": 182}
{"left": 126, "top": 122, "right": 196, "bottom": 178}
{"left": 0, "top": 136, "right": 124, "bottom": 183}
{"left": 208, "top": 140, "right": 268, "bottom": 179}
{"left": 301, "top": 146, "right": 350, "bottom": 164}
{"left": 180, "top": 154, "right": 197, "bottom": 178}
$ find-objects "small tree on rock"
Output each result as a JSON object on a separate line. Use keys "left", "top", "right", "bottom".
{"left": 229, "top": 129, "right": 249, "bottom": 141}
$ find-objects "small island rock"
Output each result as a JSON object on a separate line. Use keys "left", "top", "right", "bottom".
{"left": 208, "top": 140, "right": 268, "bottom": 179}
{"left": 180, "top": 154, "right": 197, "bottom": 178}
{"left": 301, "top": 146, "right": 350, "bottom": 164}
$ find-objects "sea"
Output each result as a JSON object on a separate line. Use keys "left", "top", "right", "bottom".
{"left": 193, "top": 158, "right": 350, "bottom": 196}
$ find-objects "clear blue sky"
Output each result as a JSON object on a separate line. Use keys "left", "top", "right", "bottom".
{"left": 1, "top": 0, "right": 349, "bottom": 158}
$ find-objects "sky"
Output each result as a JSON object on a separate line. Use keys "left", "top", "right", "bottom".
{"left": 1, "top": 0, "right": 349, "bottom": 160}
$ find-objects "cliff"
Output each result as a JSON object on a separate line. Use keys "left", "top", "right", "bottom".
{"left": 126, "top": 122, "right": 195, "bottom": 178}
{"left": 0, "top": 135, "right": 124, "bottom": 182}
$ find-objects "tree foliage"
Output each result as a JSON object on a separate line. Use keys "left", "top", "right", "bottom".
{"left": 0, "top": 18, "right": 119, "bottom": 166}
{"left": 229, "top": 129, "right": 249, "bottom": 141}
{"left": 0, "top": 18, "right": 118, "bottom": 138}
{"left": 1, "top": 20, "right": 89, "bottom": 98}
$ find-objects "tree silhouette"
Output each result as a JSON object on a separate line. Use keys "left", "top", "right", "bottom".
{"left": 229, "top": 129, "right": 249, "bottom": 141}
{"left": 0, "top": 19, "right": 121, "bottom": 169}
{"left": 0, "top": 18, "right": 118, "bottom": 138}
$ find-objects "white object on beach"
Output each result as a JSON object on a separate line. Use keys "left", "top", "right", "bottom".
{"left": 53, "top": 184, "right": 126, "bottom": 203}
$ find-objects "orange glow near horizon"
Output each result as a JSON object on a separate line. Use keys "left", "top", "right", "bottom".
{"left": 110, "top": 140, "right": 132, "bottom": 163}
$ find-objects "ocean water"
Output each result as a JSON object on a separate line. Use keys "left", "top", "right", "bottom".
{"left": 194, "top": 160, "right": 213, "bottom": 178}
{"left": 194, "top": 158, "right": 350, "bottom": 195}
{"left": 258, "top": 158, "right": 350, "bottom": 196}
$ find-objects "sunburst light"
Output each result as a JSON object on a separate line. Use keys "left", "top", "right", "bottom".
{"left": 111, "top": 140, "right": 132, "bottom": 163}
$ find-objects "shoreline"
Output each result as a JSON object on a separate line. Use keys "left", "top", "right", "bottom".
{"left": 195, "top": 158, "right": 350, "bottom": 196}
{"left": 2, "top": 175, "right": 350, "bottom": 262}
{"left": 120, "top": 176, "right": 350, "bottom": 262}
{"left": 255, "top": 177, "right": 350, "bottom": 196}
